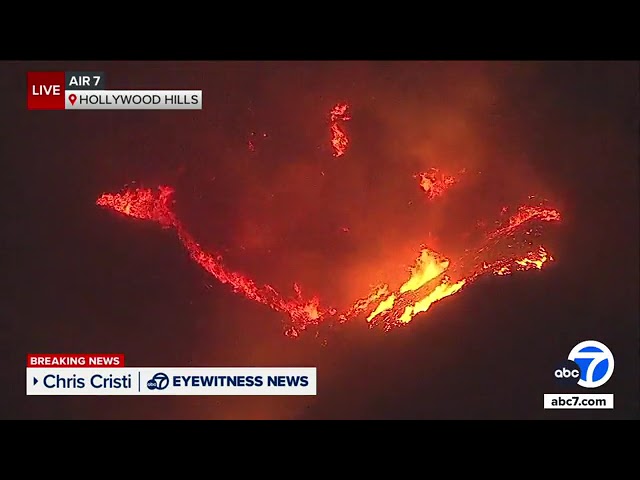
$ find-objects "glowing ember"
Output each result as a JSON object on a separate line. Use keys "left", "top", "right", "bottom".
{"left": 96, "top": 185, "right": 561, "bottom": 336}
{"left": 247, "top": 132, "right": 267, "bottom": 152}
{"left": 329, "top": 103, "right": 350, "bottom": 157}
{"left": 417, "top": 168, "right": 458, "bottom": 200}
{"left": 487, "top": 205, "right": 561, "bottom": 241}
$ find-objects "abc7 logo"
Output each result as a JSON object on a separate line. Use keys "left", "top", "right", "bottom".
{"left": 147, "top": 372, "right": 169, "bottom": 390}
{"left": 555, "top": 340, "right": 614, "bottom": 389}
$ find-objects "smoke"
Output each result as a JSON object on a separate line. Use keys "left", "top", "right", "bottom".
{"left": 97, "top": 62, "right": 566, "bottom": 420}
{"left": 165, "top": 62, "right": 552, "bottom": 312}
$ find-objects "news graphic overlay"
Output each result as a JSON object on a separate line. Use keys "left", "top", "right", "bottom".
{"left": 568, "top": 340, "right": 615, "bottom": 388}
{"left": 26, "top": 354, "right": 316, "bottom": 396}
{"left": 544, "top": 340, "right": 615, "bottom": 409}
{"left": 27, "top": 72, "right": 65, "bottom": 110}
{"left": 27, "top": 71, "right": 202, "bottom": 110}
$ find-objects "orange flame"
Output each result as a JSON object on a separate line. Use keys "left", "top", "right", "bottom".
{"left": 329, "top": 103, "right": 350, "bottom": 157}
{"left": 416, "top": 168, "right": 458, "bottom": 200}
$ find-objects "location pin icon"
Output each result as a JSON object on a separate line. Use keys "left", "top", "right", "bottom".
{"left": 69, "top": 94, "right": 77, "bottom": 106}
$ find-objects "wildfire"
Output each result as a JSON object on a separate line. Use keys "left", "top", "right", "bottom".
{"left": 329, "top": 103, "right": 350, "bottom": 157}
{"left": 342, "top": 216, "right": 557, "bottom": 332}
{"left": 96, "top": 186, "right": 561, "bottom": 336}
{"left": 96, "top": 99, "right": 562, "bottom": 338}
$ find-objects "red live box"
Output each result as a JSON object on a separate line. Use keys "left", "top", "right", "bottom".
{"left": 27, "top": 71, "right": 65, "bottom": 110}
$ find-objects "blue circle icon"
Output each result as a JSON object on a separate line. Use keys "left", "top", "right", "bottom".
{"left": 567, "top": 340, "right": 614, "bottom": 389}
{"left": 147, "top": 372, "right": 169, "bottom": 390}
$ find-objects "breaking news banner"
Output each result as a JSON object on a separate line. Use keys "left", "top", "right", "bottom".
{"left": 27, "top": 71, "right": 202, "bottom": 111}
{"left": 26, "top": 354, "right": 316, "bottom": 396}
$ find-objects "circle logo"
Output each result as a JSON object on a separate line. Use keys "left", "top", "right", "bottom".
{"left": 567, "top": 340, "right": 614, "bottom": 389}
{"left": 147, "top": 372, "right": 169, "bottom": 390}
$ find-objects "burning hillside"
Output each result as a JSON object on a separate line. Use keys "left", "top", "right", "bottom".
{"left": 96, "top": 102, "right": 561, "bottom": 337}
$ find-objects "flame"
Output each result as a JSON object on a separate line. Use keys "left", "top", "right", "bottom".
{"left": 490, "top": 246, "right": 553, "bottom": 276}
{"left": 96, "top": 186, "right": 561, "bottom": 336}
{"left": 363, "top": 249, "right": 466, "bottom": 329}
{"left": 356, "top": 215, "right": 558, "bottom": 331}
{"left": 416, "top": 168, "right": 458, "bottom": 200}
{"left": 329, "top": 103, "right": 350, "bottom": 157}
{"left": 399, "top": 248, "right": 449, "bottom": 294}
{"left": 96, "top": 185, "right": 177, "bottom": 227}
